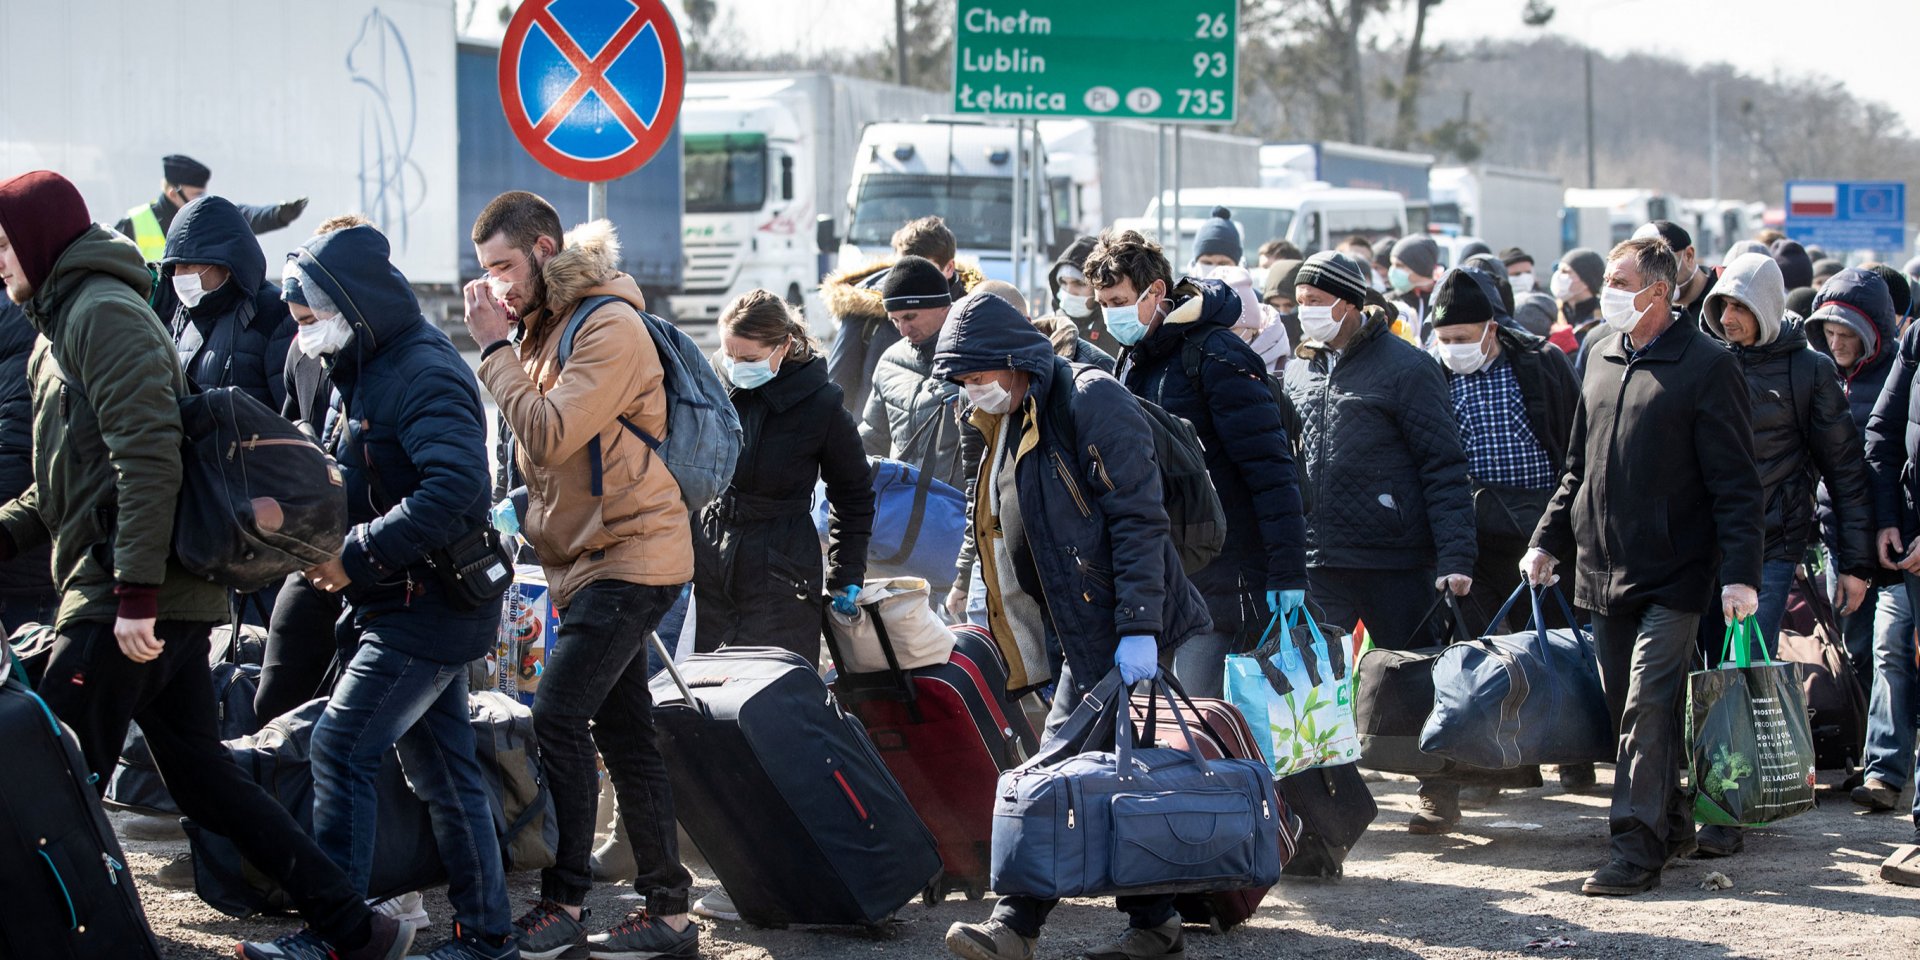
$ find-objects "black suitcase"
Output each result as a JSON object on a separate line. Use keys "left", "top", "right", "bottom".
{"left": 1277, "top": 762, "right": 1377, "bottom": 880}
{"left": 0, "top": 651, "right": 163, "bottom": 959}
{"left": 648, "top": 638, "right": 942, "bottom": 928}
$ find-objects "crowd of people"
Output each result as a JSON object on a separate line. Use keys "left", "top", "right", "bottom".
{"left": 1, "top": 157, "right": 1919, "bottom": 960}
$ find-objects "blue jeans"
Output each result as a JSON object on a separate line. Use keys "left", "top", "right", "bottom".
{"left": 1750, "top": 559, "right": 1799, "bottom": 653}
{"left": 311, "top": 622, "right": 510, "bottom": 937}
{"left": 1864, "top": 576, "right": 1920, "bottom": 796}
{"left": 1172, "top": 629, "right": 1234, "bottom": 700}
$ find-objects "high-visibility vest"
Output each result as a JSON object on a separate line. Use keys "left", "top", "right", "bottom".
{"left": 125, "top": 204, "right": 165, "bottom": 262}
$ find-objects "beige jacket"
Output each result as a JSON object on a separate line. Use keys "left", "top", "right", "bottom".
{"left": 478, "top": 220, "right": 693, "bottom": 606}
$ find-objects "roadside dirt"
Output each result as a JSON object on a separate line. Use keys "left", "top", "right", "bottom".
{"left": 131, "top": 768, "right": 1918, "bottom": 959}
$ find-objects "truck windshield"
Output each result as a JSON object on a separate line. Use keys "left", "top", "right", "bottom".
{"left": 848, "top": 174, "right": 1012, "bottom": 249}
{"left": 685, "top": 134, "right": 767, "bottom": 214}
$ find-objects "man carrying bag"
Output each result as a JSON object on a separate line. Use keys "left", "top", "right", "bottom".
{"left": 1689, "top": 617, "right": 1818, "bottom": 830}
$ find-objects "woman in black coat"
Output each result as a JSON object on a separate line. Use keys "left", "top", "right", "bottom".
{"left": 694, "top": 290, "right": 875, "bottom": 663}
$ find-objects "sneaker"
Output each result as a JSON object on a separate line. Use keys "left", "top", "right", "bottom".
{"left": 1558, "top": 763, "right": 1598, "bottom": 794}
{"left": 1580, "top": 859, "right": 1661, "bottom": 896}
{"left": 239, "top": 917, "right": 414, "bottom": 960}
{"left": 1853, "top": 778, "right": 1901, "bottom": 812}
{"left": 121, "top": 813, "right": 186, "bottom": 841}
{"left": 585, "top": 909, "right": 697, "bottom": 960}
{"left": 1692, "top": 824, "right": 1744, "bottom": 859}
{"left": 408, "top": 924, "right": 520, "bottom": 960}
{"left": 1083, "top": 916, "right": 1185, "bottom": 960}
{"left": 1407, "top": 786, "right": 1461, "bottom": 835}
{"left": 374, "top": 892, "right": 431, "bottom": 934}
{"left": 155, "top": 852, "right": 195, "bottom": 890}
{"left": 944, "top": 920, "right": 1036, "bottom": 960}
{"left": 690, "top": 889, "right": 740, "bottom": 923}
{"left": 512, "top": 900, "right": 588, "bottom": 960}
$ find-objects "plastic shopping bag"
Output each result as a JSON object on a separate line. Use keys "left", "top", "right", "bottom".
{"left": 1687, "top": 617, "right": 1818, "bottom": 827}
{"left": 1224, "top": 609, "right": 1362, "bottom": 777}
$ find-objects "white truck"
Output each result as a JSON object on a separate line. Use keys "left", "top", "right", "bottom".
{"left": 1564, "top": 188, "right": 1679, "bottom": 249}
{"left": 1116, "top": 186, "right": 1408, "bottom": 267}
{"left": 676, "top": 73, "right": 945, "bottom": 326}
{"left": 835, "top": 119, "right": 1058, "bottom": 287}
{"left": 1430, "top": 165, "right": 1564, "bottom": 260}
{"left": 1039, "top": 119, "right": 1262, "bottom": 239}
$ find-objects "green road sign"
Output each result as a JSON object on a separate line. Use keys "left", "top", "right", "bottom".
{"left": 952, "top": 1, "right": 1238, "bottom": 123}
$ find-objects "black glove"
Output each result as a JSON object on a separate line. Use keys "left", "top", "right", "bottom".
{"left": 278, "top": 197, "right": 309, "bottom": 226}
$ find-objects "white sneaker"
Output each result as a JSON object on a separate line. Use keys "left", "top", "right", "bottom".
{"left": 691, "top": 888, "right": 740, "bottom": 922}
{"left": 371, "top": 890, "right": 430, "bottom": 932}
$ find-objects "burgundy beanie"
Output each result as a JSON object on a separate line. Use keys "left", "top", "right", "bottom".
{"left": 0, "top": 171, "right": 93, "bottom": 292}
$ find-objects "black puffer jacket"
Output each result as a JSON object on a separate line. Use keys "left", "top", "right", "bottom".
{"left": 0, "top": 303, "right": 52, "bottom": 598}
{"left": 1808, "top": 268, "right": 1901, "bottom": 576}
{"left": 1284, "top": 309, "right": 1476, "bottom": 577}
{"left": 160, "top": 196, "right": 296, "bottom": 411}
{"left": 1121, "top": 278, "right": 1307, "bottom": 631}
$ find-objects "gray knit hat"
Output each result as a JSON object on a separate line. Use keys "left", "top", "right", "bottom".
{"left": 1295, "top": 251, "right": 1371, "bottom": 307}
{"left": 1391, "top": 235, "right": 1440, "bottom": 278}
{"left": 1560, "top": 248, "right": 1605, "bottom": 298}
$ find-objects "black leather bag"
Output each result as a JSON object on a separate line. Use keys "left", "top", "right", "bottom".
{"left": 1275, "top": 762, "right": 1376, "bottom": 879}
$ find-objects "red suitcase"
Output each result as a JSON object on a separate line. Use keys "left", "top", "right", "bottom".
{"left": 1129, "top": 682, "right": 1299, "bottom": 932}
{"left": 826, "top": 619, "right": 1037, "bottom": 902}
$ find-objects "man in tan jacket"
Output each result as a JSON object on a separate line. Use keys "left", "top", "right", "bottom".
{"left": 463, "top": 191, "right": 698, "bottom": 960}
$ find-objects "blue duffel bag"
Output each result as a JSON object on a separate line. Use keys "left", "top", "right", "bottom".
{"left": 1419, "top": 585, "right": 1613, "bottom": 769}
{"left": 816, "top": 457, "right": 965, "bottom": 586}
{"left": 990, "top": 670, "right": 1283, "bottom": 900}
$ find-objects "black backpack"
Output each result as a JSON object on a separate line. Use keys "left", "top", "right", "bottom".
{"left": 1178, "top": 327, "right": 1311, "bottom": 512}
{"left": 1048, "top": 360, "right": 1225, "bottom": 574}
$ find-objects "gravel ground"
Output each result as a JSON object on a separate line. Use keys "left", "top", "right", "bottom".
{"left": 130, "top": 768, "right": 1918, "bottom": 960}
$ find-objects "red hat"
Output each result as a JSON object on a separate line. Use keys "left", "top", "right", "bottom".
{"left": 0, "top": 171, "right": 93, "bottom": 293}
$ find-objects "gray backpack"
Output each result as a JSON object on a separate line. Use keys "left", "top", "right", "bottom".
{"left": 556, "top": 296, "right": 742, "bottom": 512}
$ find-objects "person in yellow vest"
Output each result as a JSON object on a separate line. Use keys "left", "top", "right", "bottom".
{"left": 112, "top": 154, "right": 307, "bottom": 263}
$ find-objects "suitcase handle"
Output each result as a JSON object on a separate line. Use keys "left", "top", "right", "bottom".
{"left": 649, "top": 631, "right": 698, "bottom": 707}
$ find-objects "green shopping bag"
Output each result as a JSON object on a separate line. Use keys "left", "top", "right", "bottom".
{"left": 1687, "top": 617, "right": 1818, "bottom": 827}
{"left": 1224, "top": 608, "right": 1361, "bottom": 777}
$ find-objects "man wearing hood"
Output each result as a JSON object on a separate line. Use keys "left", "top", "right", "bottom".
{"left": 1524, "top": 237, "right": 1763, "bottom": 896}
{"left": 1692, "top": 252, "right": 1875, "bottom": 858}
{"left": 860, "top": 255, "right": 968, "bottom": 494}
{"left": 268, "top": 224, "right": 517, "bottom": 960}
{"left": 1044, "top": 234, "right": 1122, "bottom": 357}
{"left": 0, "top": 171, "right": 412, "bottom": 960}
{"left": 931, "top": 292, "right": 1210, "bottom": 960}
{"left": 113, "top": 154, "right": 307, "bottom": 264}
{"left": 159, "top": 195, "right": 297, "bottom": 409}
{"left": 823, "top": 216, "right": 982, "bottom": 414}
{"left": 1284, "top": 250, "right": 1478, "bottom": 833}
{"left": 1090, "top": 230, "right": 1306, "bottom": 699}
{"left": 464, "top": 191, "right": 700, "bottom": 959}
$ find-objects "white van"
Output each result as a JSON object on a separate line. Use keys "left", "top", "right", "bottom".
{"left": 1116, "top": 186, "right": 1407, "bottom": 267}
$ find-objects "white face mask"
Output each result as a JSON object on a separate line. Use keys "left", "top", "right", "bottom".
{"left": 1509, "top": 271, "right": 1534, "bottom": 295}
{"left": 486, "top": 275, "right": 514, "bottom": 302}
{"left": 1057, "top": 290, "right": 1094, "bottom": 319}
{"left": 964, "top": 379, "right": 1012, "bottom": 415}
{"left": 1298, "top": 303, "right": 1344, "bottom": 343}
{"left": 296, "top": 313, "right": 355, "bottom": 358}
{"left": 1550, "top": 270, "right": 1575, "bottom": 301}
{"left": 173, "top": 270, "right": 210, "bottom": 308}
{"left": 1433, "top": 326, "right": 1492, "bottom": 375}
{"left": 1600, "top": 285, "right": 1654, "bottom": 333}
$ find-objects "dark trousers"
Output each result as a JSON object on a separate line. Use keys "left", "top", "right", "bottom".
{"left": 1307, "top": 565, "right": 1441, "bottom": 650}
{"left": 990, "top": 661, "right": 1178, "bottom": 939}
{"left": 534, "top": 579, "right": 692, "bottom": 913}
{"left": 254, "top": 571, "right": 345, "bottom": 725}
{"left": 1590, "top": 604, "right": 1700, "bottom": 870}
{"left": 38, "top": 619, "right": 372, "bottom": 950}
{"left": 0, "top": 591, "right": 57, "bottom": 634}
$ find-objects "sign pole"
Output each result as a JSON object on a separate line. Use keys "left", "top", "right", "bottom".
{"left": 1011, "top": 118, "right": 1025, "bottom": 291}
{"left": 1031, "top": 122, "right": 1046, "bottom": 305}
{"left": 588, "top": 181, "right": 608, "bottom": 223}
{"left": 1171, "top": 125, "right": 1183, "bottom": 269}
{"left": 1155, "top": 124, "right": 1166, "bottom": 246}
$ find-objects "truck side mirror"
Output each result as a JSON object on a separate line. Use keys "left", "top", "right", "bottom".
{"left": 816, "top": 214, "right": 837, "bottom": 253}
{"left": 781, "top": 156, "right": 795, "bottom": 202}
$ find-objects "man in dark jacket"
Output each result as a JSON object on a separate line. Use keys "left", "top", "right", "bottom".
{"left": 825, "top": 215, "right": 981, "bottom": 414}
{"left": 861, "top": 256, "right": 968, "bottom": 493}
{"left": 159, "top": 195, "right": 297, "bottom": 409}
{"left": 1390, "top": 234, "right": 1441, "bottom": 332}
{"left": 932, "top": 292, "right": 1210, "bottom": 960}
{"left": 0, "top": 171, "right": 410, "bottom": 960}
{"left": 113, "top": 154, "right": 306, "bottom": 264}
{"left": 1043, "top": 234, "right": 1121, "bottom": 356}
{"left": 273, "top": 224, "right": 517, "bottom": 960}
{"left": 0, "top": 301, "right": 54, "bottom": 630}
{"left": 1091, "top": 230, "right": 1307, "bottom": 697}
{"left": 1526, "top": 236, "right": 1764, "bottom": 896}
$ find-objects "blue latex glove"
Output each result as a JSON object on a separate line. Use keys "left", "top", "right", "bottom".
{"left": 489, "top": 496, "right": 520, "bottom": 537}
{"left": 831, "top": 584, "right": 862, "bottom": 616}
{"left": 1114, "top": 634, "right": 1158, "bottom": 684}
{"left": 1269, "top": 589, "right": 1306, "bottom": 620}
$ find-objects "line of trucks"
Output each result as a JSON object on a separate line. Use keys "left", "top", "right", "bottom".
{"left": 6, "top": 0, "right": 1891, "bottom": 348}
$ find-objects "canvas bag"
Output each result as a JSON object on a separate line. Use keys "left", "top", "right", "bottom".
{"left": 1687, "top": 617, "right": 1818, "bottom": 827}
{"left": 1223, "top": 609, "right": 1361, "bottom": 777}
{"left": 825, "top": 577, "right": 955, "bottom": 674}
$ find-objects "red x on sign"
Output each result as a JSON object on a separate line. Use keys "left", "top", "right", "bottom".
{"left": 499, "top": 0, "right": 685, "bottom": 182}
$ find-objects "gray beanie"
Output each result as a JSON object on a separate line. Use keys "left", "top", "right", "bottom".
{"left": 1295, "top": 250, "right": 1371, "bottom": 307}
{"left": 1560, "top": 248, "right": 1605, "bottom": 298}
{"left": 1391, "top": 235, "right": 1440, "bottom": 278}
{"left": 1190, "top": 207, "right": 1242, "bottom": 263}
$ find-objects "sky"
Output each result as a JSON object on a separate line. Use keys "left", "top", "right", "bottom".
{"left": 465, "top": 0, "right": 1920, "bottom": 130}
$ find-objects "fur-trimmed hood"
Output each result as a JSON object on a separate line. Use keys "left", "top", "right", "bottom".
{"left": 533, "top": 219, "right": 646, "bottom": 338}
{"left": 821, "top": 258, "right": 984, "bottom": 327}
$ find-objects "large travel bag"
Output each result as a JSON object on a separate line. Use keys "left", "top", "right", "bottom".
{"left": 1353, "top": 593, "right": 1518, "bottom": 778}
{"left": 1776, "top": 568, "right": 1868, "bottom": 770}
{"left": 1276, "top": 761, "right": 1377, "bottom": 879}
{"left": 826, "top": 616, "right": 1036, "bottom": 903}
{"left": 1419, "top": 586, "right": 1613, "bottom": 769}
{"left": 990, "top": 671, "right": 1283, "bottom": 901}
{"left": 0, "top": 650, "right": 162, "bottom": 959}
{"left": 824, "top": 457, "right": 969, "bottom": 587}
{"left": 648, "top": 638, "right": 942, "bottom": 927}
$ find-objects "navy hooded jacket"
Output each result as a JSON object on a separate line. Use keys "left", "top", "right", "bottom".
{"left": 287, "top": 225, "right": 494, "bottom": 662}
{"left": 1810, "top": 269, "right": 1902, "bottom": 576}
{"left": 1119, "top": 277, "right": 1307, "bottom": 633}
{"left": 161, "top": 196, "right": 295, "bottom": 411}
{"left": 932, "top": 294, "right": 1210, "bottom": 693}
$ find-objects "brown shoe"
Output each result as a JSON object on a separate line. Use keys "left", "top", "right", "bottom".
{"left": 1852, "top": 778, "right": 1901, "bottom": 812}
{"left": 1408, "top": 785, "right": 1461, "bottom": 835}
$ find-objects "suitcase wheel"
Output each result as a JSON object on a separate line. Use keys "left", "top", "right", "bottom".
{"left": 965, "top": 883, "right": 984, "bottom": 901}
{"left": 921, "top": 885, "right": 940, "bottom": 907}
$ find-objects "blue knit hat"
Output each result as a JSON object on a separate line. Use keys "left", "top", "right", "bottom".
{"left": 1190, "top": 207, "right": 1242, "bottom": 263}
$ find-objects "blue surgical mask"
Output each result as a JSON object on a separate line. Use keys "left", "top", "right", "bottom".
{"left": 1103, "top": 288, "right": 1154, "bottom": 345}
{"left": 1389, "top": 266, "right": 1415, "bottom": 294}
{"left": 722, "top": 354, "right": 778, "bottom": 390}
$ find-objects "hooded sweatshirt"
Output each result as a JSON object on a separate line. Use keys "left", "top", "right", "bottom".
{"left": 160, "top": 196, "right": 296, "bottom": 410}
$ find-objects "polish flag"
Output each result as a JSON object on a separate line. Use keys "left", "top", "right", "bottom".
{"left": 1789, "top": 183, "right": 1838, "bottom": 218}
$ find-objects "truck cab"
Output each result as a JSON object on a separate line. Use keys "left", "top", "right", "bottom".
{"left": 836, "top": 120, "right": 1056, "bottom": 283}
{"left": 676, "top": 86, "right": 814, "bottom": 324}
